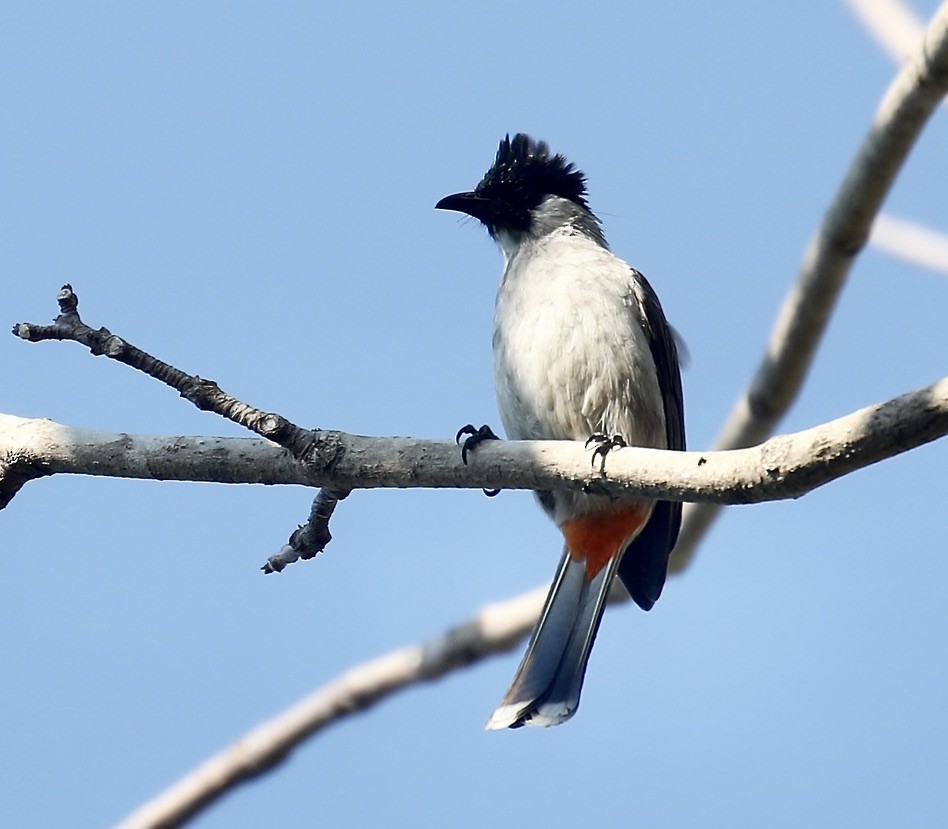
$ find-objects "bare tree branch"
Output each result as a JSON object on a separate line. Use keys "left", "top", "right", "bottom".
{"left": 114, "top": 588, "right": 547, "bottom": 829}
{"left": 2, "top": 377, "right": 945, "bottom": 510}
{"left": 0, "top": 417, "right": 306, "bottom": 507}
{"left": 12, "top": 285, "right": 357, "bottom": 561}
{"left": 13, "top": 285, "right": 316, "bottom": 459}
{"left": 844, "top": 0, "right": 926, "bottom": 63}
{"left": 670, "top": 0, "right": 948, "bottom": 572}
{"left": 261, "top": 488, "right": 351, "bottom": 573}
{"left": 870, "top": 213, "right": 948, "bottom": 275}
{"left": 844, "top": 1, "right": 948, "bottom": 276}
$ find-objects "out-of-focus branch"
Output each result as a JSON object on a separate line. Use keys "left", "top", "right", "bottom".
{"left": 114, "top": 588, "right": 547, "bottom": 829}
{"left": 843, "top": 3, "right": 948, "bottom": 274}
{"left": 844, "top": 0, "right": 925, "bottom": 63}
{"left": 870, "top": 214, "right": 948, "bottom": 275}
{"left": 670, "top": 1, "right": 948, "bottom": 572}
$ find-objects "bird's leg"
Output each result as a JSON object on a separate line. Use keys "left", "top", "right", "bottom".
{"left": 585, "top": 433, "right": 628, "bottom": 473}
{"left": 455, "top": 424, "right": 501, "bottom": 497}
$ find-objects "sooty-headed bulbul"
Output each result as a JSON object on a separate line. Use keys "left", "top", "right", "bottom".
{"left": 437, "top": 134, "right": 685, "bottom": 728}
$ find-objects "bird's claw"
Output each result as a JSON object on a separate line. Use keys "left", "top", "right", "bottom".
{"left": 456, "top": 423, "right": 500, "bottom": 463}
{"left": 586, "top": 433, "right": 627, "bottom": 472}
{"left": 456, "top": 423, "right": 501, "bottom": 497}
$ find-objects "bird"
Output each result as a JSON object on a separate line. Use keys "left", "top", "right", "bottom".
{"left": 436, "top": 134, "right": 685, "bottom": 728}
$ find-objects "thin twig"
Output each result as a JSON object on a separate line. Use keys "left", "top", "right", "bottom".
{"left": 261, "top": 488, "right": 351, "bottom": 573}
{"left": 13, "top": 285, "right": 316, "bottom": 459}
{"left": 13, "top": 285, "right": 352, "bottom": 565}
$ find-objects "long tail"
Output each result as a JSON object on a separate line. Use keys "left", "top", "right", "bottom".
{"left": 485, "top": 549, "right": 623, "bottom": 729}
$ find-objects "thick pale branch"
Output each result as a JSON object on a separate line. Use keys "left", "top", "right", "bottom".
{"left": 0, "top": 417, "right": 306, "bottom": 497}
{"left": 2, "top": 377, "right": 945, "bottom": 508}
{"left": 672, "top": 2, "right": 948, "bottom": 571}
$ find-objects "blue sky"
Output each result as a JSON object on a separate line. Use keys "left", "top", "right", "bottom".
{"left": 3, "top": 3, "right": 947, "bottom": 827}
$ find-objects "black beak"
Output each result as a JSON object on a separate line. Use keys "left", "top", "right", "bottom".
{"left": 435, "top": 191, "right": 490, "bottom": 221}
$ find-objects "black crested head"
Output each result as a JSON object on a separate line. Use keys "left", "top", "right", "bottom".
{"left": 436, "top": 134, "right": 593, "bottom": 235}
{"left": 476, "top": 134, "right": 590, "bottom": 232}
{"left": 480, "top": 134, "right": 588, "bottom": 206}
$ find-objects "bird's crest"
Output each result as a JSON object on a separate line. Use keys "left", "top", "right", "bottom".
{"left": 475, "top": 134, "right": 590, "bottom": 213}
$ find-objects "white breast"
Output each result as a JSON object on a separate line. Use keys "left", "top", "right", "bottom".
{"left": 492, "top": 228, "right": 665, "bottom": 451}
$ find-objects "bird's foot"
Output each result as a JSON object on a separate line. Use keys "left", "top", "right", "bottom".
{"left": 456, "top": 424, "right": 501, "bottom": 497}
{"left": 585, "top": 433, "right": 627, "bottom": 473}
